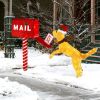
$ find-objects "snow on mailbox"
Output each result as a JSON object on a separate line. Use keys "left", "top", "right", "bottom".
{"left": 12, "top": 18, "right": 39, "bottom": 38}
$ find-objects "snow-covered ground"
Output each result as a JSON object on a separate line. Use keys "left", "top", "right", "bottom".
{"left": 0, "top": 47, "right": 100, "bottom": 99}
{"left": 0, "top": 77, "right": 39, "bottom": 100}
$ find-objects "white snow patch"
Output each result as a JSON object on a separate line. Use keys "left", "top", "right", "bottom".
{"left": 0, "top": 77, "right": 39, "bottom": 100}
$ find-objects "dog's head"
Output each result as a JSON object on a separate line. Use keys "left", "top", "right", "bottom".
{"left": 52, "top": 30, "right": 65, "bottom": 42}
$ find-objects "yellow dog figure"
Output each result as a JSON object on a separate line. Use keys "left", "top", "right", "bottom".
{"left": 50, "top": 30, "right": 97, "bottom": 77}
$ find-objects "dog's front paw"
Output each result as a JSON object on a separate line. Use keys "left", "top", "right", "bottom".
{"left": 49, "top": 54, "right": 54, "bottom": 59}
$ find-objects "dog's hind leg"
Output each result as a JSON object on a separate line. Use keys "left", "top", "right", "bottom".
{"left": 72, "top": 57, "right": 83, "bottom": 77}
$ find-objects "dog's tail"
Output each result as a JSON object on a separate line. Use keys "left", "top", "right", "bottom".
{"left": 80, "top": 48, "right": 98, "bottom": 60}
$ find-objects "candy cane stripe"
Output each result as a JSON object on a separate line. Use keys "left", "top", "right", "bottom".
{"left": 22, "top": 38, "right": 28, "bottom": 71}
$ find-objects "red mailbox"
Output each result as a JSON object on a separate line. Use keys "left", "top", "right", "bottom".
{"left": 11, "top": 18, "right": 52, "bottom": 71}
{"left": 12, "top": 18, "right": 39, "bottom": 38}
{"left": 11, "top": 18, "right": 51, "bottom": 48}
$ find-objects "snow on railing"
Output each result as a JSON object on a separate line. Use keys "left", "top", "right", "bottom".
{"left": 78, "top": 28, "right": 89, "bottom": 37}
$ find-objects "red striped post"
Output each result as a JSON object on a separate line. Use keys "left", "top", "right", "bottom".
{"left": 22, "top": 38, "right": 28, "bottom": 71}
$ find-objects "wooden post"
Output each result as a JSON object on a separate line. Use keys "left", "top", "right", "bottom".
{"left": 9, "top": 0, "right": 12, "bottom": 16}
{"left": 91, "top": 0, "right": 96, "bottom": 43}
{"left": 53, "top": 0, "right": 57, "bottom": 30}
